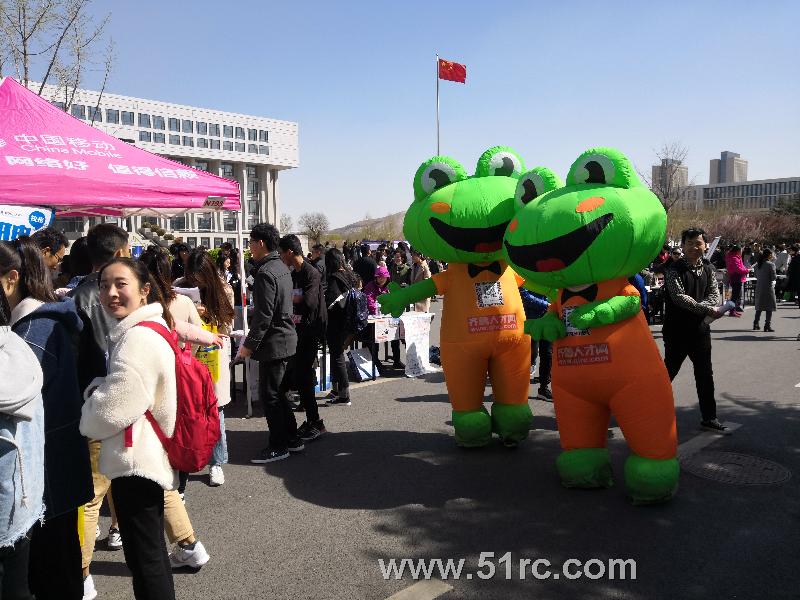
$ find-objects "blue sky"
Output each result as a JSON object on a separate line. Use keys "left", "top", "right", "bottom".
{"left": 85, "top": 0, "right": 800, "bottom": 228}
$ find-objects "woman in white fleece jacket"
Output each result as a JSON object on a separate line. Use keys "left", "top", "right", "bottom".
{"left": 79, "top": 258, "right": 177, "bottom": 600}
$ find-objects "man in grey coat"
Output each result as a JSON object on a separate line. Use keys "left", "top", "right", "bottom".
{"left": 236, "top": 223, "right": 301, "bottom": 463}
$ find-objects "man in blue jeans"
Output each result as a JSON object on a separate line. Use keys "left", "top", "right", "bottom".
{"left": 236, "top": 224, "right": 301, "bottom": 463}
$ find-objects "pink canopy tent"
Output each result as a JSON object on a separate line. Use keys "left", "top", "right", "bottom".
{"left": 0, "top": 77, "right": 240, "bottom": 217}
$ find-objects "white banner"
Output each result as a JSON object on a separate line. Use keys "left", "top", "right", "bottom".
{"left": 400, "top": 312, "right": 434, "bottom": 378}
{"left": 0, "top": 204, "right": 54, "bottom": 240}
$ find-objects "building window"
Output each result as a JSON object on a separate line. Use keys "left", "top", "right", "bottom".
{"left": 227, "top": 238, "right": 237, "bottom": 247}
{"left": 197, "top": 214, "right": 212, "bottom": 230}
{"left": 152, "top": 116, "right": 165, "bottom": 130}
{"left": 52, "top": 216, "right": 85, "bottom": 232}
{"left": 88, "top": 107, "right": 102, "bottom": 122}
{"left": 153, "top": 132, "right": 165, "bottom": 143}
{"left": 186, "top": 237, "right": 197, "bottom": 248}
{"left": 235, "top": 127, "right": 245, "bottom": 139}
{"left": 209, "top": 123, "right": 220, "bottom": 137}
{"left": 235, "top": 142, "right": 245, "bottom": 152}
{"left": 259, "top": 145, "right": 269, "bottom": 155}
{"left": 170, "top": 216, "right": 186, "bottom": 231}
{"left": 51, "top": 100, "right": 66, "bottom": 110}
{"left": 121, "top": 111, "right": 135, "bottom": 125}
{"left": 248, "top": 128, "right": 258, "bottom": 141}
{"left": 169, "top": 118, "right": 180, "bottom": 132}
{"left": 779, "top": 181, "right": 787, "bottom": 194}
{"left": 790, "top": 181, "right": 799, "bottom": 193}
{"left": 223, "top": 141, "right": 234, "bottom": 151}
{"left": 196, "top": 122, "right": 207, "bottom": 135}
{"left": 223, "top": 125, "right": 233, "bottom": 138}
{"left": 169, "top": 134, "right": 180, "bottom": 145}
{"left": 139, "top": 131, "right": 152, "bottom": 142}
{"left": 248, "top": 144, "right": 258, "bottom": 154}
{"left": 259, "top": 130, "right": 268, "bottom": 142}
{"left": 221, "top": 163, "right": 234, "bottom": 179}
{"left": 182, "top": 119, "right": 193, "bottom": 134}
{"left": 197, "top": 138, "right": 208, "bottom": 148}
{"left": 182, "top": 136, "right": 194, "bottom": 147}
{"left": 223, "top": 212, "right": 238, "bottom": 231}
{"left": 193, "top": 161, "right": 208, "bottom": 172}
{"left": 246, "top": 165, "right": 257, "bottom": 180}
{"left": 200, "top": 237, "right": 210, "bottom": 248}
{"left": 138, "top": 113, "right": 151, "bottom": 128}
{"left": 210, "top": 139, "right": 221, "bottom": 150}
{"left": 106, "top": 109, "right": 119, "bottom": 123}
{"left": 214, "top": 237, "right": 224, "bottom": 248}
{"left": 71, "top": 104, "right": 86, "bottom": 119}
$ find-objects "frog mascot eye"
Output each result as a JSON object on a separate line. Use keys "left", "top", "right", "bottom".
{"left": 413, "top": 156, "right": 467, "bottom": 202}
{"left": 475, "top": 146, "right": 525, "bottom": 178}
{"left": 566, "top": 148, "right": 639, "bottom": 189}
{"left": 514, "top": 168, "right": 563, "bottom": 210}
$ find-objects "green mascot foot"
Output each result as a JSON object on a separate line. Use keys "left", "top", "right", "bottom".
{"left": 491, "top": 403, "right": 533, "bottom": 448}
{"left": 556, "top": 448, "right": 614, "bottom": 489}
{"left": 452, "top": 408, "right": 492, "bottom": 448}
{"left": 624, "top": 454, "right": 679, "bottom": 506}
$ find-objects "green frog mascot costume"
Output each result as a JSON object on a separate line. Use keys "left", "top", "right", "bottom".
{"left": 379, "top": 146, "right": 540, "bottom": 448}
{"left": 503, "top": 147, "right": 679, "bottom": 504}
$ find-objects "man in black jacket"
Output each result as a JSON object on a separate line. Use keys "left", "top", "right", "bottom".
{"left": 279, "top": 234, "right": 328, "bottom": 441}
{"left": 238, "top": 224, "right": 301, "bottom": 463}
{"left": 663, "top": 227, "right": 728, "bottom": 434}
{"left": 353, "top": 243, "right": 377, "bottom": 286}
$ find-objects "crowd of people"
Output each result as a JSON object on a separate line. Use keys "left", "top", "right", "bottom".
{"left": 1, "top": 222, "right": 798, "bottom": 599}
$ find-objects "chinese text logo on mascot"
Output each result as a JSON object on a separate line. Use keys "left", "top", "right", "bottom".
{"left": 503, "top": 147, "right": 679, "bottom": 505}
{"left": 379, "top": 147, "right": 537, "bottom": 448}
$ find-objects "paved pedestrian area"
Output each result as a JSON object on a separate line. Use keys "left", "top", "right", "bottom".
{"left": 91, "top": 302, "right": 800, "bottom": 599}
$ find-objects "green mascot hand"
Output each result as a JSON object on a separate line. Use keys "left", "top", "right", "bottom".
{"left": 378, "top": 279, "right": 437, "bottom": 317}
{"left": 524, "top": 312, "right": 566, "bottom": 341}
{"left": 568, "top": 296, "right": 641, "bottom": 330}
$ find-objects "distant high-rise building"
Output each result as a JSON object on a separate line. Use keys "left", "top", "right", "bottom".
{"left": 652, "top": 158, "right": 689, "bottom": 191}
{"left": 709, "top": 151, "right": 748, "bottom": 184}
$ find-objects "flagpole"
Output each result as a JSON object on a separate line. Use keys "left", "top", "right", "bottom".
{"left": 435, "top": 53, "right": 440, "bottom": 155}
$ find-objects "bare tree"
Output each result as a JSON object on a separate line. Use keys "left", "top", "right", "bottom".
{"left": 298, "top": 212, "right": 330, "bottom": 244}
{"left": 279, "top": 213, "right": 293, "bottom": 234}
{"left": 0, "top": 0, "right": 112, "bottom": 108}
{"left": 638, "top": 142, "right": 695, "bottom": 213}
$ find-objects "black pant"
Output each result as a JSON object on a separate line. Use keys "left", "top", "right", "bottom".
{"left": 664, "top": 331, "right": 716, "bottom": 421}
{"left": 0, "top": 533, "right": 33, "bottom": 600}
{"left": 531, "top": 339, "right": 552, "bottom": 387}
{"left": 111, "top": 476, "right": 175, "bottom": 600}
{"left": 730, "top": 280, "right": 743, "bottom": 311}
{"left": 327, "top": 327, "right": 350, "bottom": 400}
{"left": 259, "top": 358, "right": 297, "bottom": 451}
{"left": 754, "top": 310, "right": 772, "bottom": 327}
{"left": 28, "top": 509, "right": 82, "bottom": 600}
{"left": 286, "top": 330, "right": 322, "bottom": 422}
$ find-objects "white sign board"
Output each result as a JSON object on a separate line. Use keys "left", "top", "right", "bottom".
{"left": 0, "top": 204, "right": 54, "bottom": 240}
{"left": 400, "top": 312, "right": 434, "bottom": 378}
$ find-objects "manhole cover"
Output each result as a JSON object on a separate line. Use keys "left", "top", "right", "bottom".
{"left": 680, "top": 451, "right": 791, "bottom": 485}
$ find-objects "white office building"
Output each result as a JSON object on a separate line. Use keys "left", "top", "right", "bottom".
{"left": 35, "top": 83, "right": 299, "bottom": 248}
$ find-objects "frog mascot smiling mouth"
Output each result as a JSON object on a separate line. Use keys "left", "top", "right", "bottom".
{"left": 503, "top": 147, "right": 679, "bottom": 505}
{"left": 379, "top": 146, "right": 537, "bottom": 448}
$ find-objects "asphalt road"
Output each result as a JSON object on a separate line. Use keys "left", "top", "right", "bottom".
{"left": 90, "top": 299, "right": 800, "bottom": 600}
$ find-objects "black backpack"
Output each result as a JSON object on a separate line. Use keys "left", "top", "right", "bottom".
{"left": 344, "top": 288, "right": 369, "bottom": 333}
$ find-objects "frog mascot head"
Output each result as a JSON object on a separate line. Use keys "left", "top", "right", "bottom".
{"left": 404, "top": 145, "right": 527, "bottom": 265}
{"left": 380, "top": 146, "right": 543, "bottom": 448}
{"left": 503, "top": 148, "right": 679, "bottom": 505}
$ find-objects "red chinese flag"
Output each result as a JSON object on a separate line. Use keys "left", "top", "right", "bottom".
{"left": 438, "top": 59, "right": 466, "bottom": 83}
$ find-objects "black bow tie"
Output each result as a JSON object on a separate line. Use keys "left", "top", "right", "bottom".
{"left": 560, "top": 284, "right": 598, "bottom": 304}
{"left": 468, "top": 261, "right": 503, "bottom": 278}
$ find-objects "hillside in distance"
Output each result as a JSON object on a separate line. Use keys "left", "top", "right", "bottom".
{"left": 328, "top": 211, "right": 406, "bottom": 240}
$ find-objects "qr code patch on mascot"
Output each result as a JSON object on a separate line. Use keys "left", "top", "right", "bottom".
{"left": 475, "top": 282, "right": 504, "bottom": 308}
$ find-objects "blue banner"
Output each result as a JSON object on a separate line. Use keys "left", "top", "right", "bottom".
{"left": 0, "top": 204, "right": 54, "bottom": 241}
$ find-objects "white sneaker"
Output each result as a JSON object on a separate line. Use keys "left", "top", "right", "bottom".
{"left": 209, "top": 465, "right": 225, "bottom": 486}
{"left": 179, "top": 492, "right": 185, "bottom": 504}
{"left": 83, "top": 574, "right": 97, "bottom": 600}
{"left": 107, "top": 526, "right": 123, "bottom": 550}
{"left": 169, "top": 540, "right": 210, "bottom": 569}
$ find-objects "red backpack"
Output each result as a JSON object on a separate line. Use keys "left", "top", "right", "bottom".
{"left": 124, "top": 321, "right": 221, "bottom": 473}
